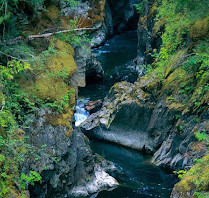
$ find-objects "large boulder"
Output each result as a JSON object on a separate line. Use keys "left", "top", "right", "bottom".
{"left": 170, "top": 154, "right": 209, "bottom": 198}
{"left": 81, "top": 69, "right": 209, "bottom": 169}
{"left": 85, "top": 99, "right": 103, "bottom": 114}
{"left": 28, "top": 108, "right": 118, "bottom": 197}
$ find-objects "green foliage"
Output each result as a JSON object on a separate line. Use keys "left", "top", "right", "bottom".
{"left": 0, "top": 60, "right": 31, "bottom": 81}
{"left": 174, "top": 154, "right": 209, "bottom": 196}
{"left": 0, "top": 0, "right": 85, "bottom": 196}
{"left": 0, "top": 128, "right": 41, "bottom": 197}
{"left": 0, "top": 60, "right": 37, "bottom": 126}
{"left": 174, "top": 170, "right": 187, "bottom": 180}
{"left": 195, "top": 131, "right": 209, "bottom": 143}
{"left": 20, "top": 171, "right": 42, "bottom": 190}
{"left": 0, "top": 0, "right": 86, "bottom": 63}
{"left": 63, "top": 0, "right": 80, "bottom": 8}
{"left": 139, "top": 64, "right": 153, "bottom": 74}
{"left": 134, "top": 0, "right": 147, "bottom": 14}
{"left": 0, "top": 60, "right": 42, "bottom": 197}
{"left": 45, "top": 88, "right": 75, "bottom": 113}
{"left": 154, "top": 0, "right": 209, "bottom": 81}
{"left": 137, "top": 1, "right": 209, "bottom": 196}
{"left": 56, "top": 19, "right": 91, "bottom": 48}
{"left": 193, "top": 192, "right": 209, "bottom": 198}
{"left": 167, "top": 96, "right": 175, "bottom": 101}
{"left": 0, "top": 0, "right": 45, "bottom": 41}
{"left": 0, "top": 110, "right": 16, "bottom": 128}
{"left": 155, "top": 0, "right": 209, "bottom": 52}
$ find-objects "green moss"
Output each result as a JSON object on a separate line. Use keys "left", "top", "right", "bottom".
{"left": 0, "top": 90, "right": 5, "bottom": 108}
{"left": 174, "top": 154, "right": 209, "bottom": 197}
{"left": 29, "top": 77, "right": 70, "bottom": 100}
{"left": 164, "top": 49, "right": 188, "bottom": 78}
{"left": 52, "top": 39, "right": 75, "bottom": 56}
{"left": 190, "top": 16, "right": 209, "bottom": 39}
{"left": 0, "top": 91, "right": 16, "bottom": 134}
{"left": 163, "top": 67, "right": 194, "bottom": 93}
{"left": 47, "top": 53, "right": 76, "bottom": 77}
{"left": 22, "top": 39, "right": 77, "bottom": 101}
{"left": 137, "top": 71, "right": 162, "bottom": 92}
{"left": 45, "top": 5, "right": 59, "bottom": 20}
{"left": 46, "top": 109, "right": 74, "bottom": 127}
{"left": 167, "top": 102, "right": 185, "bottom": 111}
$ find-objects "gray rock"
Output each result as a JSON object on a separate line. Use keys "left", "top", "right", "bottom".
{"left": 61, "top": 1, "right": 90, "bottom": 18}
{"left": 27, "top": 108, "right": 117, "bottom": 198}
{"left": 91, "top": 1, "right": 113, "bottom": 47}
{"left": 108, "top": 0, "right": 139, "bottom": 33}
{"left": 80, "top": 79, "right": 209, "bottom": 169}
{"left": 70, "top": 165, "right": 119, "bottom": 197}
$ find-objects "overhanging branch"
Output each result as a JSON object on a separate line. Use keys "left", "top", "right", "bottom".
{"left": 4, "top": 27, "right": 97, "bottom": 45}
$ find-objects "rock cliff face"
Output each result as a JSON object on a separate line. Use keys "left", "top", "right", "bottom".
{"left": 61, "top": 0, "right": 113, "bottom": 87}
{"left": 136, "top": 0, "right": 161, "bottom": 72}
{"left": 171, "top": 154, "right": 209, "bottom": 198}
{"left": 28, "top": 108, "right": 118, "bottom": 197}
{"left": 22, "top": 1, "right": 120, "bottom": 196}
{"left": 71, "top": 0, "right": 141, "bottom": 85}
{"left": 81, "top": 71, "right": 208, "bottom": 170}
{"left": 107, "top": 0, "right": 139, "bottom": 33}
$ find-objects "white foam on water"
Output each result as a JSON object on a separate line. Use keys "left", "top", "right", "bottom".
{"left": 74, "top": 98, "right": 90, "bottom": 127}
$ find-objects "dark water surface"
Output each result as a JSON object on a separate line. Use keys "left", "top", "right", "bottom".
{"left": 78, "top": 31, "right": 177, "bottom": 197}
{"left": 91, "top": 140, "right": 177, "bottom": 198}
{"left": 79, "top": 31, "right": 138, "bottom": 100}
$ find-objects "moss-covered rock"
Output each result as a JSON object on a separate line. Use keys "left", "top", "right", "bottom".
{"left": 0, "top": 90, "right": 5, "bottom": 108}
{"left": 190, "top": 16, "right": 209, "bottom": 39}
{"left": 171, "top": 154, "right": 209, "bottom": 198}
{"left": 22, "top": 39, "right": 77, "bottom": 102}
{"left": 164, "top": 49, "right": 188, "bottom": 78}
{"left": 46, "top": 108, "right": 74, "bottom": 137}
{"left": 162, "top": 67, "right": 194, "bottom": 94}
{"left": 45, "top": 5, "right": 60, "bottom": 20}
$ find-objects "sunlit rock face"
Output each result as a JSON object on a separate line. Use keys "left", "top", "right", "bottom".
{"left": 70, "top": 165, "right": 119, "bottom": 197}
{"left": 81, "top": 72, "right": 209, "bottom": 170}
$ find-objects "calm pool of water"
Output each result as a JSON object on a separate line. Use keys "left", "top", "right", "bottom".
{"left": 90, "top": 140, "right": 178, "bottom": 198}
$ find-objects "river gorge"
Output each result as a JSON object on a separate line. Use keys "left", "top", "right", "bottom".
{"left": 74, "top": 31, "right": 178, "bottom": 197}
{"left": 0, "top": 0, "right": 208, "bottom": 198}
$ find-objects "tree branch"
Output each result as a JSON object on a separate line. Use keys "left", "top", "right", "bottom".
{"left": 4, "top": 27, "right": 97, "bottom": 45}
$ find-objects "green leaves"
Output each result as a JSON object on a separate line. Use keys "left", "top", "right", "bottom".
{"left": 45, "top": 88, "right": 75, "bottom": 113}
{"left": 195, "top": 131, "right": 209, "bottom": 143}
{"left": 173, "top": 170, "right": 187, "bottom": 180}
{"left": 0, "top": 60, "right": 31, "bottom": 81}
{"left": 0, "top": 110, "right": 16, "bottom": 128}
{"left": 20, "top": 171, "right": 42, "bottom": 190}
{"left": 63, "top": 0, "right": 80, "bottom": 8}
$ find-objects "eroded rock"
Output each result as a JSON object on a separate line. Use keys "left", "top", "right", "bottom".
{"left": 85, "top": 100, "right": 103, "bottom": 114}
{"left": 28, "top": 108, "right": 118, "bottom": 198}
{"left": 81, "top": 72, "right": 209, "bottom": 169}
{"left": 70, "top": 165, "right": 119, "bottom": 197}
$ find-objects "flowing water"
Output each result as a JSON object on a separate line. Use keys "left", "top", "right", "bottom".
{"left": 79, "top": 31, "right": 138, "bottom": 100}
{"left": 90, "top": 140, "right": 177, "bottom": 198}
{"left": 75, "top": 31, "right": 177, "bottom": 197}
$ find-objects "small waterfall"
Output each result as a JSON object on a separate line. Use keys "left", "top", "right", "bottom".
{"left": 74, "top": 98, "right": 90, "bottom": 127}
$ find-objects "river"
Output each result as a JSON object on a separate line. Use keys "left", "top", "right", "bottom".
{"left": 76, "top": 31, "right": 177, "bottom": 197}
{"left": 91, "top": 140, "right": 177, "bottom": 198}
